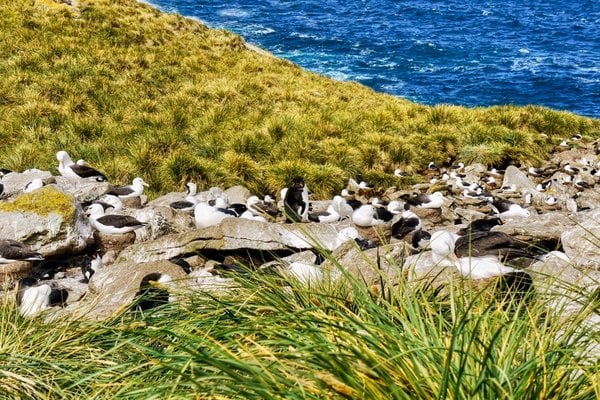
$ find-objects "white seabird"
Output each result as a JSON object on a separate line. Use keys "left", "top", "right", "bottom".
{"left": 404, "top": 192, "right": 445, "bottom": 209}
{"left": 96, "top": 194, "right": 123, "bottom": 212}
{"left": 194, "top": 202, "right": 234, "bottom": 229}
{"left": 23, "top": 178, "right": 45, "bottom": 193}
{"left": 246, "top": 195, "right": 279, "bottom": 218}
{"left": 429, "top": 230, "right": 523, "bottom": 279}
{"left": 351, "top": 205, "right": 387, "bottom": 227}
{"left": 169, "top": 182, "right": 199, "bottom": 212}
{"left": 17, "top": 277, "right": 68, "bottom": 317}
{"left": 490, "top": 199, "right": 530, "bottom": 219}
{"left": 56, "top": 151, "right": 107, "bottom": 182}
{"left": 0, "top": 239, "right": 43, "bottom": 263}
{"left": 331, "top": 195, "right": 356, "bottom": 219}
{"left": 308, "top": 205, "right": 340, "bottom": 223}
{"left": 85, "top": 203, "right": 146, "bottom": 234}
{"left": 108, "top": 177, "right": 149, "bottom": 198}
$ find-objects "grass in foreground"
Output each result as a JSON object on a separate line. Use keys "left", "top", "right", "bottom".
{"left": 0, "top": 0, "right": 599, "bottom": 198}
{"left": 1, "top": 268, "right": 598, "bottom": 399}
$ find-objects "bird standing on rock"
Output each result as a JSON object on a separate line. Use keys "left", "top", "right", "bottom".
{"left": 283, "top": 177, "right": 309, "bottom": 223}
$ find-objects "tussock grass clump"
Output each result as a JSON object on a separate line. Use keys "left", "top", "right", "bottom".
{"left": 1, "top": 268, "right": 598, "bottom": 399}
{"left": 0, "top": 0, "right": 598, "bottom": 198}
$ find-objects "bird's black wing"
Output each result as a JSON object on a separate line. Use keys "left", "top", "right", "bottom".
{"left": 69, "top": 164, "right": 107, "bottom": 181}
{"left": 107, "top": 185, "right": 134, "bottom": 196}
{"left": 0, "top": 239, "right": 41, "bottom": 259}
{"left": 96, "top": 215, "right": 144, "bottom": 228}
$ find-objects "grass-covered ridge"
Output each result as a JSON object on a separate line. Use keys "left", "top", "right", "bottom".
{"left": 1, "top": 0, "right": 599, "bottom": 198}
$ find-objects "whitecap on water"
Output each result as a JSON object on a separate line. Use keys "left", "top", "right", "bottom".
{"left": 218, "top": 8, "right": 251, "bottom": 18}
{"left": 243, "top": 24, "right": 275, "bottom": 35}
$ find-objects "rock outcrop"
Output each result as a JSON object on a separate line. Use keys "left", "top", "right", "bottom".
{"left": 0, "top": 186, "right": 92, "bottom": 256}
{"left": 1, "top": 142, "right": 600, "bottom": 339}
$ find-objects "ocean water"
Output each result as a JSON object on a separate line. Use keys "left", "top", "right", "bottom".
{"left": 146, "top": 0, "right": 599, "bottom": 117}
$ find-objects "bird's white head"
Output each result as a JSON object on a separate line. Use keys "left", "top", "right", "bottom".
{"left": 133, "top": 177, "right": 149, "bottom": 188}
{"left": 56, "top": 151, "right": 72, "bottom": 164}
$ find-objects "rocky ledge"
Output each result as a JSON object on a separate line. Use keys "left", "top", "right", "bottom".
{"left": 0, "top": 144, "right": 599, "bottom": 362}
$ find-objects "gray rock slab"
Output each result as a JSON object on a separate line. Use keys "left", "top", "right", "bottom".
{"left": 116, "top": 218, "right": 341, "bottom": 264}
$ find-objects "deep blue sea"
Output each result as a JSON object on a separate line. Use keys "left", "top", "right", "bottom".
{"left": 145, "top": 0, "right": 599, "bottom": 118}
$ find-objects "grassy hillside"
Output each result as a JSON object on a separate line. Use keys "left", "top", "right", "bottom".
{"left": 0, "top": 0, "right": 598, "bottom": 198}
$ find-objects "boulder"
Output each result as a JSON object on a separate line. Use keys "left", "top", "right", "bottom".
{"left": 0, "top": 169, "right": 54, "bottom": 197}
{"left": 0, "top": 261, "right": 33, "bottom": 286}
{"left": 94, "top": 231, "right": 136, "bottom": 264}
{"left": 353, "top": 224, "right": 392, "bottom": 246}
{"left": 223, "top": 185, "right": 252, "bottom": 205}
{"left": 548, "top": 171, "right": 579, "bottom": 200}
{"left": 0, "top": 186, "right": 92, "bottom": 256}
{"left": 462, "top": 163, "right": 487, "bottom": 185}
{"left": 82, "top": 259, "right": 190, "bottom": 320}
{"left": 148, "top": 191, "right": 187, "bottom": 208}
{"left": 121, "top": 196, "right": 143, "bottom": 209}
{"left": 529, "top": 253, "right": 600, "bottom": 297}
{"left": 528, "top": 253, "right": 600, "bottom": 361}
{"left": 501, "top": 165, "right": 536, "bottom": 191}
{"left": 116, "top": 218, "right": 341, "bottom": 264}
{"left": 402, "top": 251, "right": 460, "bottom": 289}
{"left": 127, "top": 205, "right": 196, "bottom": 242}
{"left": 492, "top": 211, "right": 579, "bottom": 242}
{"left": 54, "top": 176, "right": 111, "bottom": 203}
{"left": 322, "top": 240, "right": 412, "bottom": 288}
{"left": 561, "top": 209, "right": 600, "bottom": 269}
{"left": 576, "top": 190, "right": 600, "bottom": 211}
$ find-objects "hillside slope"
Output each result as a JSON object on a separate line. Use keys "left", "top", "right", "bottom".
{"left": 0, "top": 0, "right": 598, "bottom": 197}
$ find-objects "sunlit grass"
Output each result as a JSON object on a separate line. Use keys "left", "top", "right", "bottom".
{"left": 1, "top": 261, "right": 598, "bottom": 399}
{"left": 0, "top": 0, "right": 598, "bottom": 198}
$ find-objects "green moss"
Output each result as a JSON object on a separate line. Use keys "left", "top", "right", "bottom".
{"left": 0, "top": 186, "right": 75, "bottom": 222}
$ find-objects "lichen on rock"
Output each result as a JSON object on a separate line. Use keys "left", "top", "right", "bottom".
{"left": 0, "top": 186, "right": 76, "bottom": 222}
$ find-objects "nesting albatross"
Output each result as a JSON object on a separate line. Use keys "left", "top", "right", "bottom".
{"left": 108, "top": 177, "right": 149, "bottom": 198}
{"left": 85, "top": 203, "right": 146, "bottom": 234}
{"left": 0, "top": 239, "right": 43, "bottom": 263}
{"left": 56, "top": 151, "right": 107, "bottom": 182}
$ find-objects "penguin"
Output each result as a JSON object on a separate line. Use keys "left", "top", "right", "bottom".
{"left": 81, "top": 252, "right": 103, "bottom": 282}
{"left": 283, "top": 177, "right": 308, "bottom": 223}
